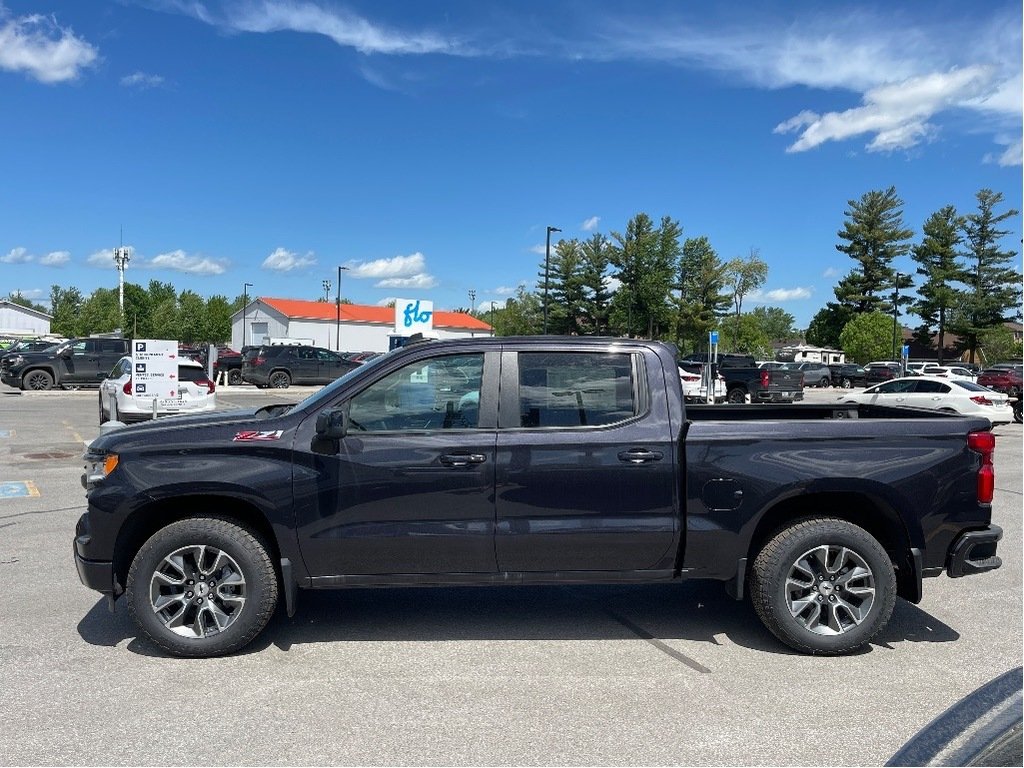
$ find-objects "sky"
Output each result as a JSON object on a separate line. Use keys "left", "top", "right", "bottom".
{"left": 1, "top": 0, "right": 1021, "bottom": 329}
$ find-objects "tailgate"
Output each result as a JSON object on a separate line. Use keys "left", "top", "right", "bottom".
{"left": 769, "top": 369, "right": 803, "bottom": 389}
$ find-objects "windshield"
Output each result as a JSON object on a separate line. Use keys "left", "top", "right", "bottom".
{"left": 288, "top": 350, "right": 394, "bottom": 413}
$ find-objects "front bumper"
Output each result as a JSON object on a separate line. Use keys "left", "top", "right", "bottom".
{"left": 74, "top": 513, "right": 114, "bottom": 594}
{"left": 947, "top": 525, "right": 1003, "bottom": 578}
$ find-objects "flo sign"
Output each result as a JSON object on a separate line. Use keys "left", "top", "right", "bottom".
{"left": 395, "top": 299, "right": 434, "bottom": 335}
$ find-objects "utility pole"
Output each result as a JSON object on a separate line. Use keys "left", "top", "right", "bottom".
{"left": 113, "top": 245, "right": 132, "bottom": 321}
{"left": 543, "top": 225, "right": 560, "bottom": 334}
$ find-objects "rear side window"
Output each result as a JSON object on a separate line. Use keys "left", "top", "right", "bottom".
{"left": 178, "top": 366, "right": 209, "bottom": 382}
{"left": 518, "top": 352, "right": 638, "bottom": 428}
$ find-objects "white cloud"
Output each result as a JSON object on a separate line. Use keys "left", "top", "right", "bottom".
{"left": 39, "top": 250, "right": 70, "bottom": 266}
{"left": 528, "top": 244, "right": 547, "bottom": 255}
{"left": 983, "top": 136, "right": 1023, "bottom": 167}
{"left": 1, "top": 247, "right": 32, "bottom": 264}
{"left": 0, "top": 10, "right": 99, "bottom": 83}
{"left": 822, "top": 267, "right": 840, "bottom": 278}
{"left": 121, "top": 71, "right": 165, "bottom": 89}
{"left": 581, "top": 216, "right": 600, "bottom": 232}
{"left": 491, "top": 285, "right": 517, "bottom": 296}
{"left": 751, "top": 287, "right": 813, "bottom": 302}
{"left": 151, "top": 249, "right": 227, "bottom": 275}
{"left": 7, "top": 287, "right": 45, "bottom": 301}
{"left": 262, "top": 246, "right": 316, "bottom": 272}
{"left": 87, "top": 248, "right": 115, "bottom": 267}
{"left": 348, "top": 252, "right": 425, "bottom": 279}
{"left": 375, "top": 296, "right": 399, "bottom": 307}
{"left": 375, "top": 274, "right": 438, "bottom": 289}
{"left": 182, "top": 1, "right": 471, "bottom": 56}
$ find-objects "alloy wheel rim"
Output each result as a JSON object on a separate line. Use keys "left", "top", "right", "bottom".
{"left": 784, "top": 544, "right": 875, "bottom": 636}
{"left": 149, "top": 544, "right": 247, "bottom": 639}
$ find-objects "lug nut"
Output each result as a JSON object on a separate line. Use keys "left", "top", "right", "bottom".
{"left": 194, "top": 598, "right": 202, "bottom": 605}
{"left": 829, "top": 596, "right": 837, "bottom": 602}
{"left": 187, "top": 579, "right": 194, "bottom": 585}
{"left": 186, "top": 591, "right": 193, "bottom": 598}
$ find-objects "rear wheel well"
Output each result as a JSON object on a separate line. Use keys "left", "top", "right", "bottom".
{"left": 112, "top": 496, "right": 280, "bottom": 595}
{"left": 746, "top": 492, "right": 913, "bottom": 594}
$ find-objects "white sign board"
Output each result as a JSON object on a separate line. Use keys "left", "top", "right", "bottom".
{"left": 394, "top": 299, "right": 434, "bottom": 336}
{"left": 132, "top": 339, "right": 179, "bottom": 406}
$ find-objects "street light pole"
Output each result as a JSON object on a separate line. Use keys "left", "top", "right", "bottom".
{"left": 322, "top": 279, "right": 331, "bottom": 303}
{"left": 242, "top": 282, "right": 253, "bottom": 349}
{"left": 892, "top": 272, "right": 904, "bottom": 362}
{"left": 336, "top": 266, "right": 349, "bottom": 352}
{"left": 544, "top": 225, "right": 560, "bottom": 334}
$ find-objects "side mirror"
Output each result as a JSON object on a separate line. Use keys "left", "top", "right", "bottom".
{"left": 60, "top": 348, "right": 72, "bottom": 358}
{"left": 315, "top": 407, "right": 349, "bottom": 440}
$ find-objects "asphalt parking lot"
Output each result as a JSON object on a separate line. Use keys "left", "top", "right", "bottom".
{"left": 0, "top": 384, "right": 1020, "bottom": 765}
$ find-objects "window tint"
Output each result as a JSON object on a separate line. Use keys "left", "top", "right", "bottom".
{"left": 348, "top": 353, "right": 484, "bottom": 431}
{"left": 178, "top": 365, "right": 210, "bottom": 382}
{"left": 914, "top": 380, "right": 950, "bottom": 393}
{"left": 518, "top": 352, "right": 637, "bottom": 428}
{"left": 316, "top": 349, "right": 341, "bottom": 362}
{"left": 872, "top": 380, "right": 916, "bottom": 394}
{"left": 952, "top": 380, "right": 987, "bottom": 392}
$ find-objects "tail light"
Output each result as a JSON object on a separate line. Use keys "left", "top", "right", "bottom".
{"left": 967, "top": 431, "right": 995, "bottom": 504}
{"left": 253, "top": 356, "right": 266, "bottom": 367}
{"left": 760, "top": 369, "right": 769, "bottom": 388}
{"left": 196, "top": 377, "right": 216, "bottom": 394}
{"left": 970, "top": 395, "right": 992, "bottom": 406}
{"left": 122, "top": 378, "right": 132, "bottom": 395}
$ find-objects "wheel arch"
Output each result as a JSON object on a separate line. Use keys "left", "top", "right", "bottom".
{"left": 112, "top": 495, "right": 283, "bottom": 597}
{"left": 745, "top": 491, "right": 917, "bottom": 600}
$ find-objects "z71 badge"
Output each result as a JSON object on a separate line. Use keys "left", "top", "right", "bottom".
{"left": 233, "top": 430, "right": 284, "bottom": 442}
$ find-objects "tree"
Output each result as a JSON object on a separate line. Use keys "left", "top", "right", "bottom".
{"left": 5, "top": 291, "right": 47, "bottom": 313}
{"left": 716, "top": 313, "right": 772, "bottom": 358}
{"left": 491, "top": 286, "right": 542, "bottom": 336}
{"left": 203, "top": 295, "right": 234, "bottom": 343}
{"left": 978, "top": 325, "right": 1023, "bottom": 365}
{"left": 749, "top": 306, "right": 796, "bottom": 343}
{"left": 911, "top": 206, "right": 964, "bottom": 364}
{"left": 834, "top": 186, "right": 914, "bottom": 314}
{"left": 674, "top": 236, "right": 729, "bottom": 354}
{"left": 608, "top": 213, "right": 678, "bottom": 338}
{"left": 78, "top": 289, "right": 121, "bottom": 334}
{"left": 951, "top": 189, "right": 1022, "bottom": 362}
{"left": 546, "top": 239, "right": 587, "bottom": 335}
{"left": 49, "top": 285, "right": 85, "bottom": 337}
{"left": 839, "top": 312, "right": 894, "bottom": 364}
{"left": 806, "top": 303, "right": 854, "bottom": 348}
{"left": 176, "top": 291, "right": 206, "bottom": 344}
{"left": 724, "top": 248, "right": 768, "bottom": 348}
{"left": 579, "top": 233, "right": 612, "bottom": 335}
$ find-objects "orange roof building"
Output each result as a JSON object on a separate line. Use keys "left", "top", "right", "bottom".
{"left": 231, "top": 297, "right": 492, "bottom": 353}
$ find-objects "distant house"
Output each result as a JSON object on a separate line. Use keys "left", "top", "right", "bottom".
{"left": 231, "top": 297, "right": 493, "bottom": 352}
{"left": 0, "top": 299, "right": 52, "bottom": 338}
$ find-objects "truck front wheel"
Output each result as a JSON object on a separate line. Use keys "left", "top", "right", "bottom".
{"left": 22, "top": 370, "right": 54, "bottom": 391}
{"left": 126, "top": 517, "right": 279, "bottom": 657}
{"left": 749, "top": 517, "right": 896, "bottom": 655}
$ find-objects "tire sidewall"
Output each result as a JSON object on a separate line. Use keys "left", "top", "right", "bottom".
{"left": 753, "top": 519, "right": 896, "bottom": 655}
{"left": 126, "top": 518, "right": 277, "bottom": 657}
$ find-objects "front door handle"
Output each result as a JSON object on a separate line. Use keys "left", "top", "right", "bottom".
{"left": 617, "top": 448, "right": 663, "bottom": 464}
{"left": 440, "top": 453, "right": 487, "bottom": 468}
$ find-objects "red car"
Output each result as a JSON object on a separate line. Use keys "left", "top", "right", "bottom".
{"left": 977, "top": 364, "right": 1022, "bottom": 423}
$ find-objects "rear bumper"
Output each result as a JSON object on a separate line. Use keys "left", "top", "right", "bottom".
{"left": 947, "top": 525, "right": 1003, "bottom": 578}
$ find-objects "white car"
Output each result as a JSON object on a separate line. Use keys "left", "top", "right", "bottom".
{"left": 921, "top": 365, "right": 977, "bottom": 382}
{"left": 838, "top": 376, "right": 1013, "bottom": 425}
{"left": 679, "top": 363, "right": 726, "bottom": 403}
{"left": 99, "top": 356, "right": 217, "bottom": 425}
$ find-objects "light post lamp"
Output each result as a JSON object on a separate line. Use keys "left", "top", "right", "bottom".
{"left": 892, "top": 272, "right": 904, "bottom": 362}
{"left": 322, "top": 279, "right": 331, "bottom": 302}
{"left": 336, "top": 266, "right": 349, "bottom": 352}
{"left": 242, "top": 282, "right": 253, "bottom": 348}
{"left": 543, "top": 225, "right": 560, "bottom": 334}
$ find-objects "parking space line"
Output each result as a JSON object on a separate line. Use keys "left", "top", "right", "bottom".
{"left": 0, "top": 481, "right": 40, "bottom": 499}
{"left": 62, "top": 420, "right": 85, "bottom": 444}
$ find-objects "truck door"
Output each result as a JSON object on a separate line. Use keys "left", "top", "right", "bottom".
{"left": 62, "top": 340, "right": 101, "bottom": 385}
{"left": 293, "top": 349, "right": 499, "bottom": 576}
{"left": 493, "top": 348, "right": 677, "bottom": 573}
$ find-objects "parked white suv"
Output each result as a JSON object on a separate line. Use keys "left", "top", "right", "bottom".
{"left": 99, "top": 356, "right": 217, "bottom": 425}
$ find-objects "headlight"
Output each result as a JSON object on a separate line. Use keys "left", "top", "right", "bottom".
{"left": 10, "top": 355, "right": 24, "bottom": 366}
{"left": 82, "top": 453, "right": 119, "bottom": 488}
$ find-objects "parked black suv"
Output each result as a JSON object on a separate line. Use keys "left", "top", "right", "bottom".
{"left": 240, "top": 344, "right": 360, "bottom": 388}
{"left": 829, "top": 363, "right": 867, "bottom": 388}
{"left": 1, "top": 337, "right": 130, "bottom": 390}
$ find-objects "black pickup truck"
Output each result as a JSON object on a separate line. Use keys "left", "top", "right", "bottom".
{"left": 75, "top": 337, "right": 1002, "bottom": 657}
{"left": 681, "top": 353, "right": 804, "bottom": 403}
{"left": 1, "top": 337, "right": 130, "bottom": 390}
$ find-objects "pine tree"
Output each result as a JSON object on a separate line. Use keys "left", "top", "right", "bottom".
{"left": 579, "top": 233, "right": 612, "bottom": 335}
{"left": 834, "top": 186, "right": 914, "bottom": 314}
{"left": 675, "top": 236, "right": 729, "bottom": 354}
{"left": 911, "top": 206, "right": 964, "bottom": 364}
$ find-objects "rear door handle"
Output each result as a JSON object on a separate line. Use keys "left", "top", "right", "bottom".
{"left": 617, "top": 449, "right": 663, "bottom": 464}
{"left": 440, "top": 453, "right": 487, "bottom": 468}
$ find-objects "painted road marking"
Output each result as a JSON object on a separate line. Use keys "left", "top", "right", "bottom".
{"left": 0, "top": 481, "right": 40, "bottom": 499}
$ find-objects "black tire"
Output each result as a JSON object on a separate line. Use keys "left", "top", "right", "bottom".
{"left": 269, "top": 371, "right": 290, "bottom": 389}
{"left": 841, "top": 377, "right": 852, "bottom": 389}
{"left": 98, "top": 395, "right": 109, "bottom": 425}
{"left": 727, "top": 387, "right": 747, "bottom": 404}
{"left": 228, "top": 369, "right": 243, "bottom": 386}
{"left": 126, "top": 517, "right": 279, "bottom": 658}
{"left": 818, "top": 377, "right": 830, "bottom": 388}
{"left": 1013, "top": 402, "right": 1022, "bottom": 424}
{"left": 22, "top": 369, "right": 53, "bottom": 391}
{"left": 749, "top": 517, "right": 896, "bottom": 655}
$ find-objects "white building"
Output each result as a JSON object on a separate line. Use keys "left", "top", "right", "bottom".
{"left": 231, "top": 297, "right": 493, "bottom": 352}
{"left": 0, "top": 300, "right": 52, "bottom": 338}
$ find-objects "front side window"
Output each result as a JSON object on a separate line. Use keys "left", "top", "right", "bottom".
{"left": 518, "top": 352, "right": 637, "bottom": 428}
{"left": 348, "top": 353, "right": 484, "bottom": 431}
{"left": 871, "top": 380, "right": 916, "bottom": 394}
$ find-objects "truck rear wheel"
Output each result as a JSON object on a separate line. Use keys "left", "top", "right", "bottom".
{"left": 727, "top": 387, "right": 747, "bottom": 404}
{"left": 749, "top": 517, "right": 895, "bottom": 655}
{"left": 228, "top": 369, "right": 243, "bottom": 385}
{"left": 126, "top": 517, "right": 279, "bottom": 657}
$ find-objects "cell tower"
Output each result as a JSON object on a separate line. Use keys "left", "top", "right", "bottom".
{"left": 113, "top": 246, "right": 132, "bottom": 316}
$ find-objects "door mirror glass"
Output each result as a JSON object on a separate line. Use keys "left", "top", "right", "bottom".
{"left": 316, "top": 408, "right": 348, "bottom": 439}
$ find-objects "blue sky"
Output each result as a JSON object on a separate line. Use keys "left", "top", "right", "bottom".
{"left": 1, "top": 0, "right": 1021, "bottom": 329}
